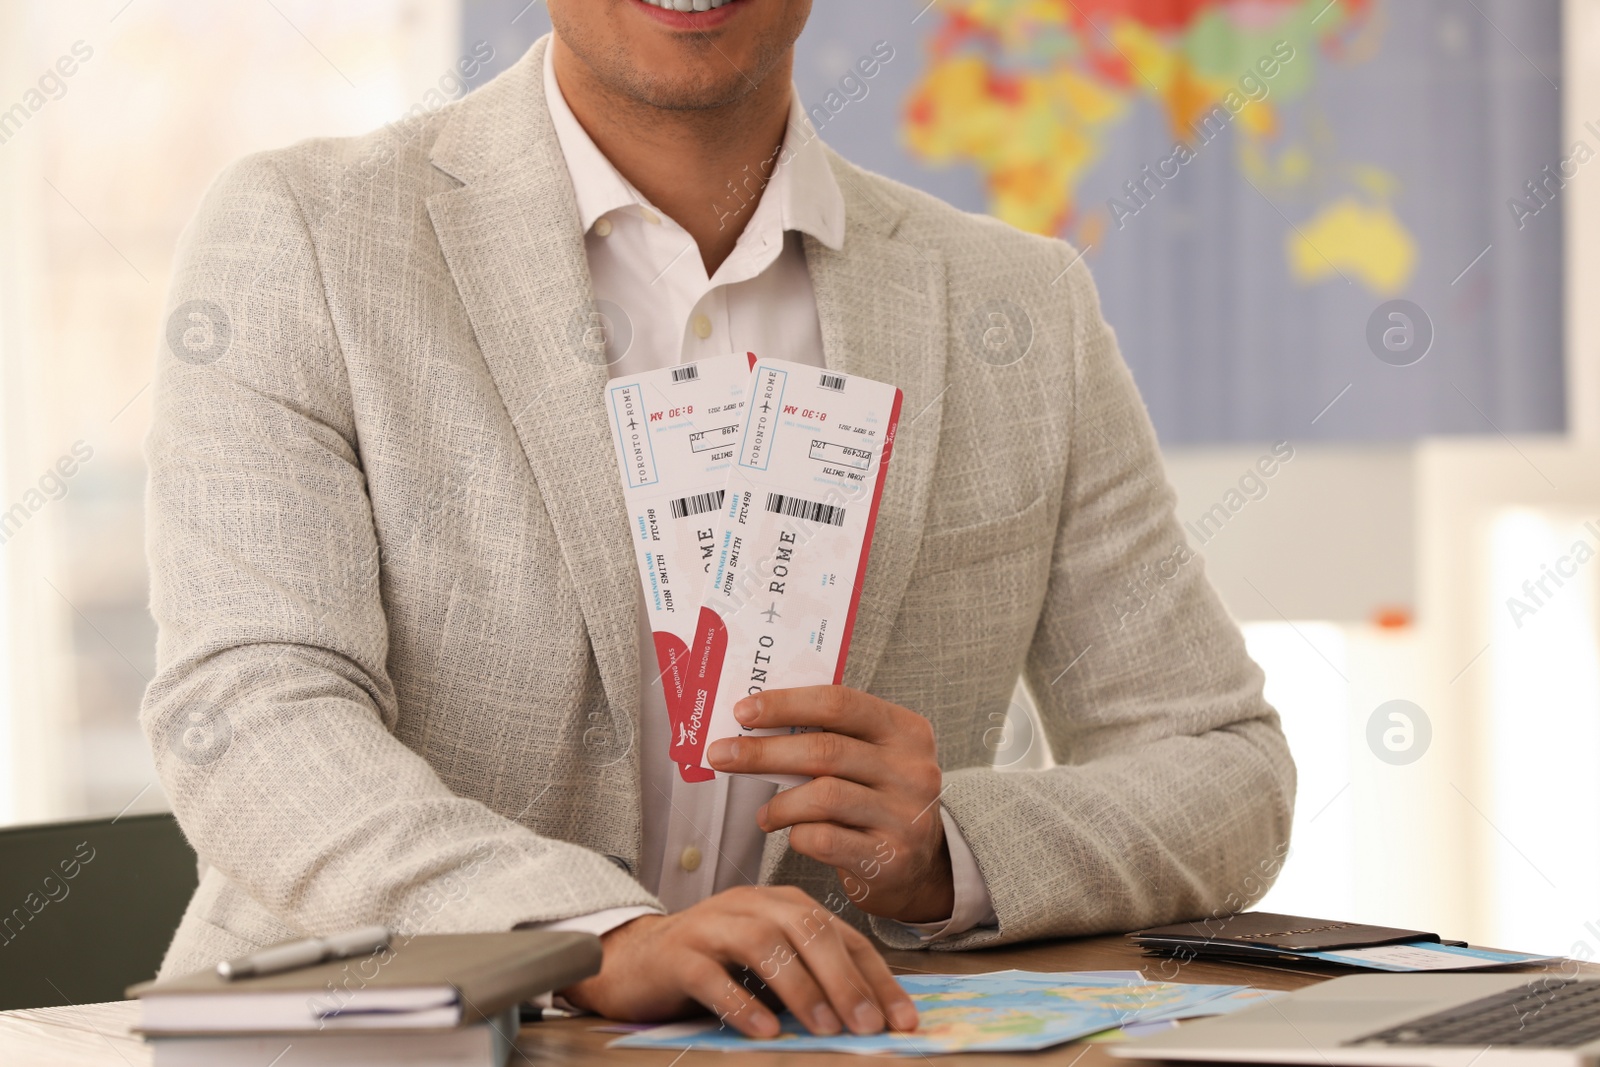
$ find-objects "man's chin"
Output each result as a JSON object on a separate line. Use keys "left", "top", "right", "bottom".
{"left": 613, "top": 2, "right": 775, "bottom": 113}
{"left": 552, "top": 0, "right": 802, "bottom": 113}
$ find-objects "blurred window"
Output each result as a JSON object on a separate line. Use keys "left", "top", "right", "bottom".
{"left": 0, "top": 0, "right": 462, "bottom": 824}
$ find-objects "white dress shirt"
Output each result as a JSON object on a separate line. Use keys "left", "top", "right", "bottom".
{"left": 534, "top": 43, "right": 995, "bottom": 943}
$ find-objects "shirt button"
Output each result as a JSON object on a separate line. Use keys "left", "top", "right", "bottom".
{"left": 679, "top": 845, "right": 702, "bottom": 872}
{"left": 691, "top": 314, "right": 713, "bottom": 340}
{"left": 640, "top": 206, "right": 662, "bottom": 225}
{"left": 593, "top": 217, "right": 613, "bottom": 238}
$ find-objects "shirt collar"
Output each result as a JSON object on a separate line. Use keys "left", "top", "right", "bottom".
{"left": 542, "top": 39, "right": 844, "bottom": 251}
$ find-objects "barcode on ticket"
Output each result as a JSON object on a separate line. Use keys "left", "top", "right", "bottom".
{"left": 764, "top": 492, "right": 845, "bottom": 527}
{"left": 669, "top": 490, "right": 726, "bottom": 519}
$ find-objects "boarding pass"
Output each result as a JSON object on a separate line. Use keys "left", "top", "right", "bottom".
{"left": 605, "top": 355, "right": 751, "bottom": 783}
{"left": 677, "top": 357, "right": 903, "bottom": 785}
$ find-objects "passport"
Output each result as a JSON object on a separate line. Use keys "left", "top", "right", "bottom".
{"left": 1132, "top": 911, "right": 1441, "bottom": 956}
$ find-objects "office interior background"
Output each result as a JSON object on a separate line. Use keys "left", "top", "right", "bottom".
{"left": 0, "top": 0, "right": 1594, "bottom": 958}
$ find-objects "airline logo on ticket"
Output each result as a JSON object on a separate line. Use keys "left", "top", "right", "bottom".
{"left": 677, "top": 357, "right": 902, "bottom": 785}
{"left": 605, "top": 355, "right": 750, "bottom": 782}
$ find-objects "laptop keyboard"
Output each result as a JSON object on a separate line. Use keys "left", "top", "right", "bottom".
{"left": 1349, "top": 980, "right": 1600, "bottom": 1049}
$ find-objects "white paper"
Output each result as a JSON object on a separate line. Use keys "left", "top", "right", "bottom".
{"left": 676, "top": 358, "right": 902, "bottom": 784}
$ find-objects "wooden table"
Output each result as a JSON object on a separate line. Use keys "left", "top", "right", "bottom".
{"left": 0, "top": 933, "right": 1572, "bottom": 1065}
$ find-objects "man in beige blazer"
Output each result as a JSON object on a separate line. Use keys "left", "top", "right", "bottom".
{"left": 143, "top": 0, "right": 1294, "bottom": 1039}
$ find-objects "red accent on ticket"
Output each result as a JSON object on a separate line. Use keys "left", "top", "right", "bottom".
{"left": 676, "top": 358, "right": 902, "bottom": 785}
{"left": 605, "top": 356, "right": 750, "bottom": 783}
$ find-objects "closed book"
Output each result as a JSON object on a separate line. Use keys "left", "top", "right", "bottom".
{"left": 1130, "top": 912, "right": 1439, "bottom": 957}
{"left": 147, "top": 1007, "right": 518, "bottom": 1067}
{"left": 127, "top": 931, "right": 599, "bottom": 1035}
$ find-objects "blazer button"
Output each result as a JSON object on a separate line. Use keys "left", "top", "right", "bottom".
{"left": 679, "top": 845, "right": 702, "bottom": 873}
{"left": 605, "top": 854, "right": 632, "bottom": 876}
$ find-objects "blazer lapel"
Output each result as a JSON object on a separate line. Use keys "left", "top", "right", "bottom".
{"left": 425, "top": 39, "right": 641, "bottom": 759}
{"left": 804, "top": 161, "right": 949, "bottom": 695}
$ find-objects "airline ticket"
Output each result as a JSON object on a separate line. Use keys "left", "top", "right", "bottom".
{"left": 677, "top": 358, "right": 903, "bottom": 785}
{"left": 605, "top": 355, "right": 751, "bottom": 783}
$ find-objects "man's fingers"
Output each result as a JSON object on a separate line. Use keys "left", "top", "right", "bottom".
{"left": 841, "top": 928, "right": 919, "bottom": 1032}
{"left": 701, "top": 904, "right": 850, "bottom": 1038}
{"left": 760, "top": 776, "right": 880, "bottom": 833}
{"left": 781, "top": 908, "right": 895, "bottom": 1035}
{"left": 617, "top": 889, "right": 917, "bottom": 1039}
{"left": 732, "top": 685, "right": 897, "bottom": 741}
{"left": 786, "top": 819, "right": 885, "bottom": 872}
{"left": 725, "top": 941, "right": 842, "bottom": 1037}
{"left": 680, "top": 956, "right": 778, "bottom": 1039}
{"left": 711, "top": 731, "right": 885, "bottom": 784}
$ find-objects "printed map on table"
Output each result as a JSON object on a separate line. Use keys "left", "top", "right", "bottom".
{"left": 610, "top": 971, "right": 1268, "bottom": 1056}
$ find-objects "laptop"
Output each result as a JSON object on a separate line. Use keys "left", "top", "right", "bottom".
{"left": 1112, "top": 973, "right": 1600, "bottom": 1067}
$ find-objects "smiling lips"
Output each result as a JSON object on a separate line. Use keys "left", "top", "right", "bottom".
{"left": 631, "top": 0, "right": 749, "bottom": 29}
{"left": 638, "top": 0, "right": 741, "bottom": 9}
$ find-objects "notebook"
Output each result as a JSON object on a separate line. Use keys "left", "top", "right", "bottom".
{"left": 127, "top": 931, "right": 600, "bottom": 1035}
{"left": 145, "top": 1008, "right": 518, "bottom": 1067}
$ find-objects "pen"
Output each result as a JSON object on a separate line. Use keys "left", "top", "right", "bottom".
{"left": 216, "top": 925, "right": 391, "bottom": 980}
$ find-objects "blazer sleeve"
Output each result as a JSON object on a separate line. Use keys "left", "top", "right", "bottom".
{"left": 141, "top": 154, "right": 660, "bottom": 939}
{"left": 870, "top": 246, "right": 1297, "bottom": 951}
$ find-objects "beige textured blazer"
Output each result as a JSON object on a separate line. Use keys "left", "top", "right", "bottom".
{"left": 143, "top": 36, "right": 1294, "bottom": 978}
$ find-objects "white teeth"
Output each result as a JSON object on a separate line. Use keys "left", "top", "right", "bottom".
{"left": 641, "top": 0, "right": 734, "bottom": 10}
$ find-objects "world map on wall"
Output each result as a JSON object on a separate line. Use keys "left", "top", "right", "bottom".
{"left": 901, "top": 0, "right": 1414, "bottom": 297}
{"left": 478, "top": 0, "right": 1563, "bottom": 442}
{"left": 796, "top": 0, "right": 1562, "bottom": 443}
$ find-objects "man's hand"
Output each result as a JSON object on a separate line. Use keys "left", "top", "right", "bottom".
{"left": 559, "top": 886, "right": 917, "bottom": 1038}
{"left": 705, "top": 686, "right": 954, "bottom": 924}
